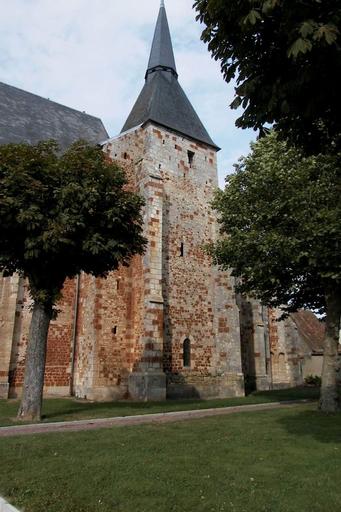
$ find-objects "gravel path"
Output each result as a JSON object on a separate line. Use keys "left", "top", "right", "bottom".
{"left": 0, "top": 400, "right": 313, "bottom": 438}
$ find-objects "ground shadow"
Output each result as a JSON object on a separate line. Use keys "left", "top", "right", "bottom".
{"left": 277, "top": 407, "right": 341, "bottom": 444}
{"left": 251, "top": 385, "right": 320, "bottom": 401}
{"left": 41, "top": 397, "right": 208, "bottom": 421}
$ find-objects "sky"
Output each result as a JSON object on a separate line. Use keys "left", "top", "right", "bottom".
{"left": 0, "top": 0, "right": 256, "bottom": 187}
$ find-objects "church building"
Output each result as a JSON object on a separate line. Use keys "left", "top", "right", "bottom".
{"left": 0, "top": 2, "right": 320, "bottom": 401}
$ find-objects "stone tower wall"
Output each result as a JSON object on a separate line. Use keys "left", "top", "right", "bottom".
{"left": 71, "top": 144, "right": 146, "bottom": 401}
{"left": 105, "top": 123, "right": 244, "bottom": 399}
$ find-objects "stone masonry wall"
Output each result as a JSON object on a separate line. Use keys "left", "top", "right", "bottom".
{"left": 269, "top": 309, "right": 305, "bottom": 388}
{"left": 0, "top": 274, "right": 21, "bottom": 398}
{"left": 105, "top": 123, "right": 244, "bottom": 399}
{"left": 239, "top": 297, "right": 272, "bottom": 392}
{"left": 71, "top": 137, "right": 146, "bottom": 400}
{"left": 0, "top": 275, "right": 75, "bottom": 398}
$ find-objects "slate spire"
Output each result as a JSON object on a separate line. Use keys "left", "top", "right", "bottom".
{"left": 121, "top": 2, "right": 219, "bottom": 149}
{"left": 146, "top": 1, "right": 177, "bottom": 79}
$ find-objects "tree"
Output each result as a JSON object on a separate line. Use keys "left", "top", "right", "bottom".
{"left": 0, "top": 140, "right": 146, "bottom": 421}
{"left": 210, "top": 132, "right": 341, "bottom": 412}
{"left": 193, "top": 0, "right": 341, "bottom": 154}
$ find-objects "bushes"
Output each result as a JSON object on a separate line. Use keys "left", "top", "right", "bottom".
{"left": 305, "top": 375, "right": 322, "bottom": 387}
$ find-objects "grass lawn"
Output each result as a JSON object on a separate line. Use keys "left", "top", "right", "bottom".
{"left": 0, "top": 404, "right": 340, "bottom": 512}
{"left": 0, "top": 386, "right": 319, "bottom": 427}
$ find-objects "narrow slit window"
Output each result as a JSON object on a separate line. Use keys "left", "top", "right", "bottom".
{"left": 180, "top": 242, "right": 184, "bottom": 257}
{"left": 113, "top": 326, "right": 117, "bottom": 335}
{"left": 187, "top": 150, "right": 195, "bottom": 167}
{"left": 183, "top": 339, "right": 191, "bottom": 368}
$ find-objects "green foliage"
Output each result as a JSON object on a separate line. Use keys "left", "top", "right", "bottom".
{"left": 0, "top": 140, "right": 146, "bottom": 306}
{"left": 193, "top": 0, "right": 341, "bottom": 154}
{"left": 210, "top": 132, "right": 341, "bottom": 314}
{"left": 305, "top": 374, "right": 322, "bottom": 387}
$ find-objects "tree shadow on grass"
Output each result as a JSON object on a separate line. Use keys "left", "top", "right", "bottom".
{"left": 278, "top": 408, "right": 341, "bottom": 444}
{"left": 252, "top": 386, "right": 320, "bottom": 402}
{"left": 41, "top": 386, "right": 321, "bottom": 422}
{"left": 41, "top": 398, "right": 206, "bottom": 421}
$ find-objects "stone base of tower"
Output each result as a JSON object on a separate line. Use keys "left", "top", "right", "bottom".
{"left": 254, "top": 375, "right": 271, "bottom": 391}
{"left": 166, "top": 373, "right": 245, "bottom": 400}
{"left": 0, "top": 382, "right": 9, "bottom": 399}
{"left": 7, "top": 385, "right": 71, "bottom": 400}
{"left": 74, "top": 386, "right": 128, "bottom": 402}
{"left": 128, "top": 371, "right": 167, "bottom": 401}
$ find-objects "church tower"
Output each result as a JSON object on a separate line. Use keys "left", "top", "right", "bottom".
{"left": 94, "top": 1, "right": 245, "bottom": 400}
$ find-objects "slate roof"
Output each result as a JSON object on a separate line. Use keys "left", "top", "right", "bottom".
{"left": 121, "top": 3, "right": 218, "bottom": 150}
{"left": 0, "top": 81, "right": 109, "bottom": 150}
{"left": 146, "top": 2, "right": 177, "bottom": 77}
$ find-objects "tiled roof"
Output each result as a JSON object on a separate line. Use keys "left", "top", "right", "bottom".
{"left": 290, "top": 310, "right": 325, "bottom": 353}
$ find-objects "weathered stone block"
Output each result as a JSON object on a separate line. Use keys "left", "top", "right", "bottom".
{"left": 254, "top": 375, "right": 271, "bottom": 391}
{"left": 128, "top": 371, "right": 166, "bottom": 401}
{"left": 0, "top": 382, "right": 9, "bottom": 399}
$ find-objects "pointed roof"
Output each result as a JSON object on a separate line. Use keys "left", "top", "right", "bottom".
{"left": 121, "top": 2, "right": 219, "bottom": 150}
{"left": 146, "top": 1, "right": 177, "bottom": 78}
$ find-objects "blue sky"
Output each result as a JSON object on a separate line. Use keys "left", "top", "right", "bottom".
{"left": 0, "top": 0, "right": 256, "bottom": 186}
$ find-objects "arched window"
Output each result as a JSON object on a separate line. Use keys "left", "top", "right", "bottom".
{"left": 183, "top": 338, "right": 191, "bottom": 368}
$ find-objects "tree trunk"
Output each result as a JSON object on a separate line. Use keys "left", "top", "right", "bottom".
{"left": 319, "top": 288, "right": 341, "bottom": 413}
{"left": 17, "top": 302, "right": 52, "bottom": 421}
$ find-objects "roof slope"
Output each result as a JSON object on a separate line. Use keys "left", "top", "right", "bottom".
{"left": 0, "top": 82, "right": 109, "bottom": 150}
{"left": 122, "top": 71, "right": 217, "bottom": 148}
{"left": 290, "top": 310, "right": 325, "bottom": 353}
{"left": 121, "top": 3, "right": 218, "bottom": 149}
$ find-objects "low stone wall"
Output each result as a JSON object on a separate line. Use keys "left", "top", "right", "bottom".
{"left": 0, "top": 496, "right": 20, "bottom": 512}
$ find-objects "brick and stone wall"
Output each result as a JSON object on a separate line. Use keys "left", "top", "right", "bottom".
{"left": 1, "top": 276, "right": 75, "bottom": 398}
{"left": 240, "top": 301, "right": 307, "bottom": 392}
{"left": 268, "top": 309, "right": 306, "bottom": 388}
{"left": 103, "top": 123, "right": 244, "bottom": 399}
{"left": 239, "top": 297, "right": 272, "bottom": 392}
